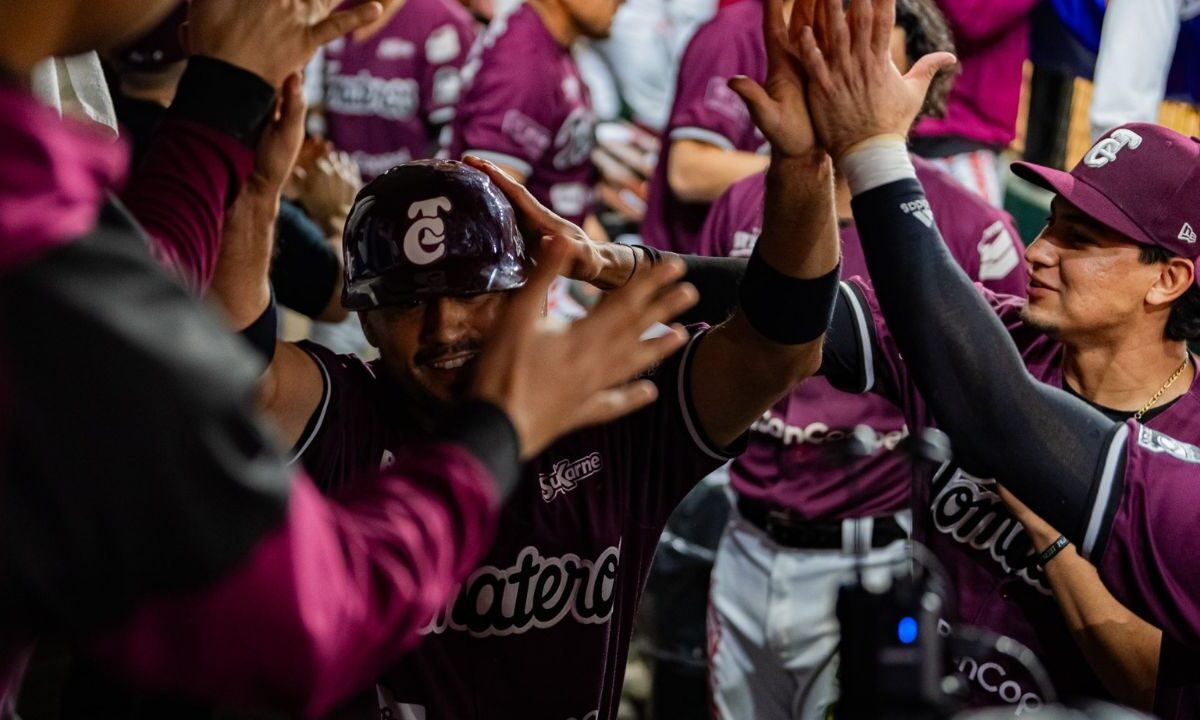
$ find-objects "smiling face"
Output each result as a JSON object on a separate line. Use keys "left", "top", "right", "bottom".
{"left": 1020, "top": 197, "right": 1173, "bottom": 342}
{"left": 362, "top": 292, "right": 512, "bottom": 412}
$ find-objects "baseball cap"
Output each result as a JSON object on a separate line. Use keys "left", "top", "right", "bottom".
{"left": 1012, "top": 123, "right": 1200, "bottom": 260}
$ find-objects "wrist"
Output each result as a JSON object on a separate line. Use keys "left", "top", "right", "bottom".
{"left": 595, "top": 243, "right": 639, "bottom": 289}
{"left": 837, "top": 136, "right": 915, "bottom": 197}
{"left": 1034, "top": 534, "right": 1071, "bottom": 572}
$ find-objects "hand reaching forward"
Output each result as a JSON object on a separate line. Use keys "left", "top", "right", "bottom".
{"left": 794, "top": 0, "right": 956, "bottom": 159}
{"left": 189, "top": 0, "right": 384, "bottom": 87}
{"left": 471, "top": 239, "right": 698, "bottom": 459}
{"left": 463, "top": 155, "right": 617, "bottom": 288}
{"left": 728, "top": 0, "right": 819, "bottom": 160}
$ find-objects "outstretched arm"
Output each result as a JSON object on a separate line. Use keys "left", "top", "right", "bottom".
{"left": 796, "top": 0, "right": 1116, "bottom": 540}
{"left": 685, "top": 0, "right": 841, "bottom": 448}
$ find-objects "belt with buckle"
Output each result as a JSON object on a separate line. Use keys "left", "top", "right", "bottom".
{"left": 736, "top": 495, "right": 907, "bottom": 550}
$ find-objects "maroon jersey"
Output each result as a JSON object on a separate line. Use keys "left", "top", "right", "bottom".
{"left": 841, "top": 279, "right": 1200, "bottom": 712}
{"left": 294, "top": 329, "right": 741, "bottom": 720}
{"left": 322, "top": 0, "right": 476, "bottom": 180}
{"left": 697, "top": 157, "right": 1026, "bottom": 520}
{"left": 641, "top": 0, "right": 768, "bottom": 253}
{"left": 1090, "top": 420, "right": 1200, "bottom": 720}
{"left": 444, "top": 4, "right": 597, "bottom": 226}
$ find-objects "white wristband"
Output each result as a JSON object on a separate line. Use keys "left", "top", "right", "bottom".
{"left": 837, "top": 137, "right": 917, "bottom": 197}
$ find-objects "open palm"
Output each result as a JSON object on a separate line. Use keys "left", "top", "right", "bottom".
{"left": 729, "top": 0, "right": 819, "bottom": 159}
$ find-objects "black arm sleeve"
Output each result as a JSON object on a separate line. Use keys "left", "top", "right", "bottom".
{"left": 851, "top": 178, "right": 1121, "bottom": 542}
{"left": 672, "top": 253, "right": 865, "bottom": 386}
{"left": 270, "top": 201, "right": 341, "bottom": 319}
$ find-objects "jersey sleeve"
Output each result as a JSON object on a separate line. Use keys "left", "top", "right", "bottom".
{"left": 629, "top": 327, "right": 749, "bottom": 527}
{"left": 420, "top": 14, "right": 477, "bottom": 126}
{"left": 1091, "top": 422, "right": 1200, "bottom": 648}
{"left": 694, "top": 172, "right": 764, "bottom": 258}
{"left": 453, "top": 51, "right": 557, "bottom": 178}
{"left": 667, "top": 21, "right": 762, "bottom": 152}
{"left": 971, "top": 216, "right": 1028, "bottom": 295}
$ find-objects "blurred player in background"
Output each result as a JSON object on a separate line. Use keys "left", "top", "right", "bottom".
{"left": 908, "top": 0, "right": 1040, "bottom": 206}
{"left": 444, "top": 0, "right": 615, "bottom": 244}
{"left": 640, "top": 0, "right": 773, "bottom": 253}
{"left": 311, "top": 0, "right": 477, "bottom": 180}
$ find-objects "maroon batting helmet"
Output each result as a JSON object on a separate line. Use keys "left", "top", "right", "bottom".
{"left": 342, "top": 160, "right": 530, "bottom": 310}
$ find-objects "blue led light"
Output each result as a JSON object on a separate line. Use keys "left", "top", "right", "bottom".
{"left": 897, "top": 616, "right": 918, "bottom": 645}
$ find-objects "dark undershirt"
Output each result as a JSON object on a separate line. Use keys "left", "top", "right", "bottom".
{"left": 1062, "top": 380, "right": 1179, "bottom": 424}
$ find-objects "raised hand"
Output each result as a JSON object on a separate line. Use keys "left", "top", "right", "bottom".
{"left": 463, "top": 155, "right": 628, "bottom": 289}
{"left": 471, "top": 239, "right": 698, "bottom": 459}
{"left": 728, "top": 0, "right": 819, "bottom": 160}
{"left": 794, "top": 0, "right": 956, "bottom": 159}
{"left": 188, "top": 0, "right": 384, "bottom": 87}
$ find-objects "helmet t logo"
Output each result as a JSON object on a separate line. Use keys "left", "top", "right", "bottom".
{"left": 405, "top": 197, "right": 453, "bottom": 266}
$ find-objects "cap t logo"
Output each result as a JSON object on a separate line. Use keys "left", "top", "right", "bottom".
{"left": 404, "top": 197, "right": 452, "bottom": 266}
{"left": 1084, "top": 129, "right": 1144, "bottom": 168}
{"left": 1181, "top": 223, "right": 1198, "bottom": 244}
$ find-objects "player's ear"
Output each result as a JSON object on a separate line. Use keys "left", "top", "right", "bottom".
{"left": 1146, "top": 258, "right": 1195, "bottom": 309}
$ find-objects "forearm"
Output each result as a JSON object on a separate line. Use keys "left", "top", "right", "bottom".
{"left": 667, "top": 141, "right": 770, "bottom": 203}
{"left": 691, "top": 155, "right": 839, "bottom": 446}
{"left": 122, "top": 58, "right": 276, "bottom": 293}
{"left": 210, "top": 185, "right": 278, "bottom": 330}
{"left": 843, "top": 140, "right": 1114, "bottom": 539}
{"left": 1040, "top": 542, "right": 1161, "bottom": 710}
{"left": 90, "top": 408, "right": 519, "bottom": 718}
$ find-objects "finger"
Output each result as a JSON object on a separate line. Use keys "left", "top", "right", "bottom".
{"left": 584, "top": 257, "right": 687, "bottom": 333}
{"left": 728, "top": 76, "right": 774, "bottom": 131}
{"left": 847, "top": 0, "right": 874, "bottom": 64}
{"left": 624, "top": 324, "right": 690, "bottom": 371}
{"left": 504, "top": 236, "right": 569, "bottom": 329}
{"left": 797, "top": 26, "right": 834, "bottom": 93}
{"left": 311, "top": 2, "right": 384, "bottom": 49}
{"left": 904, "top": 51, "right": 957, "bottom": 100}
{"left": 570, "top": 381, "right": 661, "bottom": 430}
{"left": 825, "top": 0, "right": 851, "bottom": 67}
{"left": 762, "top": 0, "right": 789, "bottom": 70}
{"left": 463, "top": 154, "right": 556, "bottom": 233}
{"left": 791, "top": 0, "right": 817, "bottom": 31}
{"left": 870, "top": 0, "right": 895, "bottom": 58}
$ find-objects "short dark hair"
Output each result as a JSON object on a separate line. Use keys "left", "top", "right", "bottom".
{"left": 894, "top": 0, "right": 956, "bottom": 121}
{"left": 1139, "top": 245, "right": 1200, "bottom": 341}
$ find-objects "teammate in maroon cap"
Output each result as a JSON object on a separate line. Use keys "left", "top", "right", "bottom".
{"left": 777, "top": 0, "right": 1200, "bottom": 715}
{"left": 214, "top": 10, "right": 847, "bottom": 711}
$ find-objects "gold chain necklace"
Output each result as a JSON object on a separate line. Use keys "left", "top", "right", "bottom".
{"left": 1134, "top": 356, "right": 1192, "bottom": 420}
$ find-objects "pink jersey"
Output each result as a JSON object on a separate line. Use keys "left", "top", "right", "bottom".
{"left": 696, "top": 157, "right": 1026, "bottom": 520}
{"left": 322, "top": 0, "right": 477, "bottom": 179}
{"left": 445, "top": 4, "right": 597, "bottom": 226}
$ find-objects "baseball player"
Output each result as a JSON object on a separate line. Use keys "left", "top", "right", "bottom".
{"left": 443, "top": 0, "right": 611, "bottom": 238}
{"left": 315, "top": 0, "right": 477, "bottom": 180}
{"left": 214, "top": 10, "right": 846, "bottom": 711}
{"left": 691, "top": 5, "right": 1027, "bottom": 715}
{"left": 790, "top": 0, "right": 1200, "bottom": 715}
{"left": 640, "top": 0, "right": 771, "bottom": 253}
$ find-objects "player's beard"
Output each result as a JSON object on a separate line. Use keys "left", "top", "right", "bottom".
{"left": 1018, "top": 305, "right": 1063, "bottom": 339}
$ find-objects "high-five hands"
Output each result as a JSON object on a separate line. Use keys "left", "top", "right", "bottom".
{"left": 794, "top": 0, "right": 956, "bottom": 159}
{"left": 727, "top": 0, "right": 820, "bottom": 161}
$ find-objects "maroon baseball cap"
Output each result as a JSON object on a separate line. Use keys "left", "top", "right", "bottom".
{"left": 1012, "top": 123, "right": 1200, "bottom": 260}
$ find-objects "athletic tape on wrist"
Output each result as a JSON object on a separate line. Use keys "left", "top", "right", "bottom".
{"left": 738, "top": 250, "right": 841, "bottom": 345}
